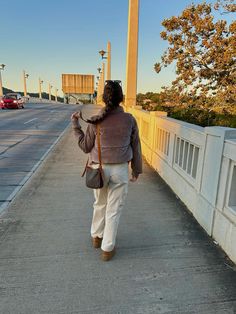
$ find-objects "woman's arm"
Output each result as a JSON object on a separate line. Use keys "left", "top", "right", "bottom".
{"left": 71, "top": 112, "right": 96, "bottom": 153}
{"left": 130, "top": 117, "right": 142, "bottom": 179}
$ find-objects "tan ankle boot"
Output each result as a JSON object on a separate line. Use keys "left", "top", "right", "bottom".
{"left": 92, "top": 237, "right": 103, "bottom": 248}
{"left": 101, "top": 248, "right": 116, "bottom": 261}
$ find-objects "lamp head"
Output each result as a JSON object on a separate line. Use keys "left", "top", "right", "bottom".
{"left": 97, "top": 67, "right": 101, "bottom": 73}
{"left": 99, "top": 50, "right": 107, "bottom": 59}
{"left": 0, "top": 64, "right": 6, "bottom": 70}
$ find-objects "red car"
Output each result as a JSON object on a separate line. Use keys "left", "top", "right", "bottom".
{"left": 0, "top": 93, "right": 25, "bottom": 109}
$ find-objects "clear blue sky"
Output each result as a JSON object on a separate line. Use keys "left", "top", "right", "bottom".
{"left": 0, "top": 0, "right": 232, "bottom": 96}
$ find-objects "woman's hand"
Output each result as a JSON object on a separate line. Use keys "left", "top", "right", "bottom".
{"left": 71, "top": 111, "right": 81, "bottom": 121}
{"left": 71, "top": 111, "right": 82, "bottom": 129}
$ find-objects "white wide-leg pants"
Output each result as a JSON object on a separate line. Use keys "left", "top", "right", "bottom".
{"left": 90, "top": 162, "right": 129, "bottom": 252}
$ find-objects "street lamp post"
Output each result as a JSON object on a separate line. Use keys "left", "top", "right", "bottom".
{"left": 96, "top": 75, "right": 100, "bottom": 97}
{"left": 101, "top": 62, "right": 105, "bottom": 94}
{"left": 39, "top": 78, "right": 43, "bottom": 100}
{"left": 48, "top": 84, "right": 52, "bottom": 101}
{"left": 99, "top": 41, "right": 111, "bottom": 81}
{"left": 95, "top": 81, "right": 99, "bottom": 104}
{"left": 125, "top": 0, "right": 139, "bottom": 108}
{"left": 23, "top": 70, "right": 29, "bottom": 97}
{"left": 97, "top": 63, "right": 105, "bottom": 104}
{"left": 0, "top": 64, "right": 6, "bottom": 97}
{"left": 96, "top": 67, "right": 102, "bottom": 102}
{"left": 55, "top": 88, "right": 58, "bottom": 102}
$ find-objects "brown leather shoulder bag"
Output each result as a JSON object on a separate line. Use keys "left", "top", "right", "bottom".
{"left": 82, "top": 124, "right": 104, "bottom": 189}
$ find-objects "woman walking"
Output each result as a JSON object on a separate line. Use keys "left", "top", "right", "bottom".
{"left": 71, "top": 80, "right": 142, "bottom": 261}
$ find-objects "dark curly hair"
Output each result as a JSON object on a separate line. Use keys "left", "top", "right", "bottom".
{"left": 85, "top": 80, "right": 123, "bottom": 124}
{"left": 103, "top": 80, "right": 123, "bottom": 107}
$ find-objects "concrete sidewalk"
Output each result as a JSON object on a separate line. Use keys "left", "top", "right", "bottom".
{"left": 0, "top": 105, "right": 236, "bottom": 314}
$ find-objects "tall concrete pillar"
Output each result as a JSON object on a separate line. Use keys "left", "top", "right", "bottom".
{"left": 125, "top": 0, "right": 139, "bottom": 108}
{"left": 107, "top": 41, "right": 111, "bottom": 80}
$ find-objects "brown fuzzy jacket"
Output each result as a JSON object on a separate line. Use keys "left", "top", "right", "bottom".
{"left": 72, "top": 106, "right": 142, "bottom": 177}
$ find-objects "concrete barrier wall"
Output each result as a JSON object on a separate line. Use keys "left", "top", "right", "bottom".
{"left": 128, "top": 106, "right": 236, "bottom": 264}
{"left": 23, "top": 96, "right": 62, "bottom": 104}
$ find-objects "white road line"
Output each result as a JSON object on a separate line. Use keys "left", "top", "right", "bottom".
{"left": 24, "top": 118, "right": 38, "bottom": 124}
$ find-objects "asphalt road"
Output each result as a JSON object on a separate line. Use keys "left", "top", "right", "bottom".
{"left": 0, "top": 102, "right": 79, "bottom": 213}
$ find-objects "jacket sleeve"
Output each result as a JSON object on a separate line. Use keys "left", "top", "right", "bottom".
{"left": 72, "top": 121, "right": 95, "bottom": 154}
{"left": 130, "top": 116, "right": 142, "bottom": 177}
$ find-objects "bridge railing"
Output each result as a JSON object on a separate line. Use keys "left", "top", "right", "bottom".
{"left": 23, "top": 96, "right": 62, "bottom": 104}
{"left": 127, "top": 106, "right": 236, "bottom": 263}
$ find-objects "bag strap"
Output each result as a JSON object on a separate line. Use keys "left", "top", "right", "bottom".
{"left": 81, "top": 159, "right": 89, "bottom": 177}
{"left": 81, "top": 124, "right": 102, "bottom": 177}
{"left": 97, "top": 124, "right": 102, "bottom": 169}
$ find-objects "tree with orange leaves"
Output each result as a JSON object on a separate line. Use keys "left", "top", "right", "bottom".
{"left": 155, "top": 1, "right": 236, "bottom": 104}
